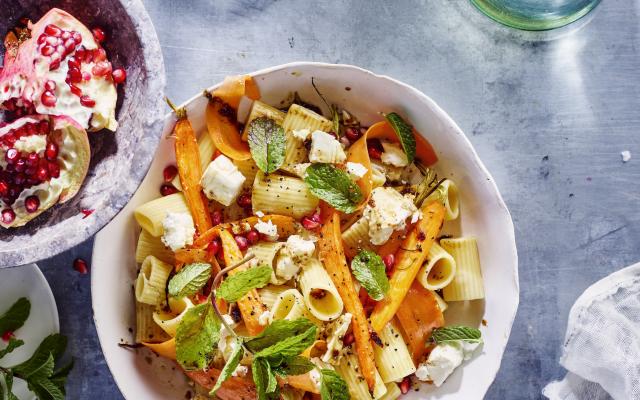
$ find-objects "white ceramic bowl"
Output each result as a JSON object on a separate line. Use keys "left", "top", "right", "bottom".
{"left": 91, "top": 62, "right": 519, "bottom": 400}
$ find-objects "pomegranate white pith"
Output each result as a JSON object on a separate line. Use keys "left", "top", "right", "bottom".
{"left": 0, "top": 8, "right": 118, "bottom": 132}
{"left": 0, "top": 115, "right": 90, "bottom": 228}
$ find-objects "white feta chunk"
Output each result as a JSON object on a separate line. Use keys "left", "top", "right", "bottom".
{"left": 218, "top": 314, "right": 239, "bottom": 362}
{"left": 275, "top": 251, "right": 300, "bottom": 281}
{"left": 363, "top": 187, "right": 417, "bottom": 245}
{"left": 200, "top": 155, "right": 246, "bottom": 206}
{"left": 381, "top": 141, "right": 409, "bottom": 167}
{"left": 621, "top": 150, "right": 631, "bottom": 162}
{"left": 415, "top": 341, "right": 480, "bottom": 386}
{"left": 346, "top": 162, "right": 368, "bottom": 179}
{"left": 161, "top": 212, "right": 195, "bottom": 251}
{"left": 286, "top": 235, "right": 315, "bottom": 263}
{"left": 321, "top": 313, "right": 352, "bottom": 364}
{"left": 258, "top": 310, "right": 271, "bottom": 326}
{"left": 292, "top": 128, "right": 311, "bottom": 141}
{"left": 309, "top": 130, "right": 346, "bottom": 164}
{"left": 255, "top": 219, "right": 279, "bottom": 241}
{"left": 255, "top": 210, "right": 265, "bottom": 217}
{"left": 232, "top": 365, "right": 248, "bottom": 377}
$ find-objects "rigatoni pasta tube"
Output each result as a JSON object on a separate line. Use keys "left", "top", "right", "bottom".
{"left": 441, "top": 237, "right": 485, "bottom": 301}
{"left": 370, "top": 201, "right": 446, "bottom": 332}
{"left": 135, "top": 255, "right": 173, "bottom": 306}
{"left": 257, "top": 284, "right": 291, "bottom": 309}
{"left": 234, "top": 158, "right": 259, "bottom": 190}
{"left": 378, "top": 383, "right": 402, "bottom": 400}
{"left": 269, "top": 288, "right": 308, "bottom": 322}
{"left": 374, "top": 321, "right": 416, "bottom": 383}
{"left": 135, "top": 229, "right": 174, "bottom": 265}
{"left": 417, "top": 242, "right": 456, "bottom": 291}
{"left": 334, "top": 353, "right": 387, "bottom": 400}
{"left": 282, "top": 104, "right": 333, "bottom": 166}
{"left": 252, "top": 171, "right": 319, "bottom": 219}
{"left": 134, "top": 193, "right": 190, "bottom": 236}
{"left": 247, "top": 241, "right": 286, "bottom": 284}
{"left": 152, "top": 297, "right": 194, "bottom": 337}
{"left": 341, "top": 216, "right": 372, "bottom": 258}
{"left": 297, "top": 258, "right": 344, "bottom": 321}
{"left": 135, "top": 302, "right": 169, "bottom": 343}
{"left": 426, "top": 179, "right": 459, "bottom": 221}
{"left": 431, "top": 290, "right": 448, "bottom": 312}
{"left": 242, "top": 100, "right": 286, "bottom": 141}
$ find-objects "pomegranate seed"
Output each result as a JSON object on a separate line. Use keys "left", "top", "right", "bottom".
{"left": 41, "top": 91, "right": 57, "bottom": 107}
{"left": 72, "top": 31, "right": 82, "bottom": 44}
{"left": 383, "top": 254, "right": 395, "bottom": 273}
{"left": 73, "top": 258, "right": 89, "bottom": 274}
{"left": 15, "top": 159, "right": 26, "bottom": 173}
{"left": 81, "top": 209, "right": 94, "bottom": 219}
{"left": 92, "top": 27, "right": 106, "bottom": 43}
{"left": 26, "top": 152, "right": 39, "bottom": 167}
{"left": 63, "top": 38, "right": 76, "bottom": 53}
{"left": 301, "top": 215, "right": 321, "bottom": 230}
{"left": 112, "top": 68, "right": 127, "bottom": 84}
{"left": 368, "top": 144, "right": 382, "bottom": 160}
{"left": 45, "top": 142, "right": 58, "bottom": 160}
{"left": 45, "top": 36, "right": 60, "bottom": 46}
{"left": 234, "top": 235, "right": 249, "bottom": 251}
{"left": 37, "top": 33, "right": 47, "bottom": 44}
{"left": 75, "top": 47, "right": 86, "bottom": 60}
{"left": 0, "top": 181, "right": 8, "bottom": 196}
{"left": 206, "top": 239, "right": 221, "bottom": 257}
{"left": 38, "top": 120, "right": 50, "bottom": 133}
{"left": 44, "top": 80, "right": 56, "bottom": 92}
{"left": 343, "top": 332, "right": 355, "bottom": 347}
{"left": 41, "top": 45, "right": 55, "bottom": 56}
{"left": 67, "top": 57, "right": 80, "bottom": 70}
{"left": 24, "top": 196, "right": 40, "bottom": 213}
{"left": 211, "top": 210, "right": 223, "bottom": 226}
{"left": 162, "top": 165, "right": 178, "bottom": 182}
{"left": 48, "top": 162, "right": 60, "bottom": 178}
{"left": 311, "top": 213, "right": 321, "bottom": 223}
{"left": 61, "top": 31, "right": 71, "bottom": 40}
{"left": 36, "top": 166, "right": 48, "bottom": 181}
{"left": 1, "top": 331, "right": 13, "bottom": 342}
{"left": 236, "top": 193, "right": 252, "bottom": 208}
{"left": 345, "top": 127, "right": 361, "bottom": 142}
{"left": 399, "top": 378, "right": 411, "bottom": 394}
{"left": 82, "top": 72, "right": 91, "bottom": 81}
{"left": 69, "top": 84, "right": 82, "bottom": 96}
{"left": 246, "top": 230, "right": 260, "bottom": 244}
{"left": 93, "top": 48, "right": 107, "bottom": 62}
{"left": 45, "top": 24, "right": 62, "bottom": 37}
{"left": 1, "top": 209, "right": 15, "bottom": 224}
{"left": 68, "top": 67, "right": 82, "bottom": 83}
{"left": 160, "top": 184, "right": 178, "bottom": 196}
{"left": 49, "top": 55, "right": 61, "bottom": 71}
{"left": 80, "top": 95, "right": 95, "bottom": 107}
{"left": 92, "top": 61, "right": 112, "bottom": 77}
{"left": 5, "top": 149, "right": 18, "bottom": 164}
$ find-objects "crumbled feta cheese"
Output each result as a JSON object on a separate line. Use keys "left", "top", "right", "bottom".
{"left": 232, "top": 365, "right": 248, "bottom": 377}
{"left": 621, "top": 150, "right": 631, "bottom": 162}
{"left": 200, "top": 155, "right": 246, "bottom": 206}
{"left": 309, "top": 130, "right": 346, "bottom": 164}
{"left": 364, "top": 188, "right": 417, "bottom": 245}
{"left": 275, "top": 251, "right": 299, "bottom": 281}
{"left": 370, "top": 163, "right": 387, "bottom": 188}
{"left": 13, "top": 134, "right": 47, "bottom": 154}
{"left": 286, "top": 235, "right": 315, "bottom": 263}
{"left": 346, "top": 162, "right": 368, "bottom": 179}
{"left": 218, "top": 315, "right": 239, "bottom": 362}
{"left": 292, "top": 128, "right": 311, "bottom": 141}
{"left": 255, "top": 219, "right": 279, "bottom": 241}
{"left": 381, "top": 141, "right": 409, "bottom": 167}
{"left": 255, "top": 211, "right": 265, "bottom": 218}
{"left": 321, "top": 313, "right": 352, "bottom": 364}
{"left": 161, "top": 212, "right": 195, "bottom": 251}
{"left": 411, "top": 209, "right": 422, "bottom": 224}
{"left": 258, "top": 310, "right": 271, "bottom": 326}
{"left": 415, "top": 341, "right": 480, "bottom": 386}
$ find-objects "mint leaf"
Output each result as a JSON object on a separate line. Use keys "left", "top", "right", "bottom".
{"left": 12, "top": 334, "right": 66, "bottom": 378}
{"left": 254, "top": 324, "right": 317, "bottom": 361}
{"left": 0, "top": 297, "right": 30, "bottom": 335}
{"left": 248, "top": 117, "right": 286, "bottom": 173}
{"left": 252, "top": 358, "right": 279, "bottom": 400}
{"left": 320, "top": 369, "right": 349, "bottom": 400}
{"left": 304, "top": 164, "right": 363, "bottom": 213}
{"left": 3, "top": 371, "right": 15, "bottom": 400}
{"left": 49, "top": 359, "right": 74, "bottom": 393}
{"left": 431, "top": 326, "right": 482, "bottom": 344}
{"left": 28, "top": 378, "right": 64, "bottom": 400}
{"left": 217, "top": 265, "right": 272, "bottom": 302}
{"left": 0, "top": 338, "right": 24, "bottom": 359}
{"left": 168, "top": 262, "right": 211, "bottom": 298}
{"left": 385, "top": 112, "right": 416, "bottom": 164}
{"left": 272, "top": 356, "right": 315, "bottom": 377}
{"left": 175, "top": 303, "right": 221, "bottom": 370}
{"left": 210, "top": 337, "right": 244, "bottom": 396}
{"left": 351, "top": 250, "right": 389, "bottom": 301}
{"left": 245, "top": 318, "right": 316, "bottom": 353}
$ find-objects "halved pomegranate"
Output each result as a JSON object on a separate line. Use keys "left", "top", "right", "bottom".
{"left": 0, "top": 114, "right": 90, "bottom": 228}
{"left": 0, "top": 8, "right": 118, "bottom": 132}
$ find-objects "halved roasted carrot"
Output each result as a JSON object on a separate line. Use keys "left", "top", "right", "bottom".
{"left": 186, "top": 368, "right": 257, "bottom": 400}
{"left": 219, "top": 230, "right": 267, "bottom": 336}
{"left": 190, "top": 215, "right": 297, "bottom": 249}
{"left": 167, "top": 99, "right": 213, "bottom": 235}
{"left": 395, "top": 282, "right": 444, "bottom": 363}
{"left": 370, "top": 201, "right": 445, "bottom": 332}
{"left": 317, "top": 206, "right": 377, "bottom": 391}
{"left": 204, "top": 94, "right": 252, "bottom": 161}
{"left": 212, "top": 75, "right": 260, "bottom": 110}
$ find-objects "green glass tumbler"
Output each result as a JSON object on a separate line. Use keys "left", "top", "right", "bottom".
{"left": 470, "top": 0, "right": 601, "bottom": 30}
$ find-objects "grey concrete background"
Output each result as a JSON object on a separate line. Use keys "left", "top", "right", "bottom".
{"left": 37, "top": 0, "right": 639, "bottom": 399}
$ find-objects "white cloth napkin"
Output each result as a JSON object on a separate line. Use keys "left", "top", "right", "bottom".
{"left": 543, "top": 262, "right": 640, "bottom": 400}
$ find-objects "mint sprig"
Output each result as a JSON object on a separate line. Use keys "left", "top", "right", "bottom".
{"left": 304, "top": 163, "right": 363, "bottom": 213}
{"left": 0, "top": 297, "right": 30, "bottom": 336}
{"left": 431, "top": 326, "right": 483, "bottom": 344}
{"left": 271, "top": 356, "right": 315, "bottom": 377}
{"left": 248, "top": 117, "right": 286, "bottom": 174}
{"left": 168, "top": 262, "right": 211, "bottom": 298}
{"left": 216, "top": 265, "right": 272, "bottom": 303}
{"left": 175, "top": 302, "right": 221, "bottom": 370}
{"left": 320, "top": 369, "right": 350, "bottom": 400}
{"left": 245, "top": 318, "right": 316, "bottom": 353}
{"left": 384, "top": 112, "right": 416, "bottom": 164}
{"left": 351, "top": 250, "right": 389, "bottom": 301}
{"left": 209, "top": 336, "right": 244, "bottom": 396}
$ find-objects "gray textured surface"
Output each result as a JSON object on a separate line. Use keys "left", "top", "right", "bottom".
{"left": 36, "top": 0, "right": 640, "bottom": 399}
{"left": 0, "top": 0, "right": 165, "bottom": 267}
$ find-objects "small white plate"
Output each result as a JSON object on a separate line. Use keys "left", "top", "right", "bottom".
{"left": 0, "top": 264, "right": 59, "bottom": 400}
{"left": 92, "top": 62, "right": 519, "bottom": 400}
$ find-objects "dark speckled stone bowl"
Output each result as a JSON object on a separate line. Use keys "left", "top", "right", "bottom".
{"left": 0, "top": 0, "right": 166, "bottom": 267}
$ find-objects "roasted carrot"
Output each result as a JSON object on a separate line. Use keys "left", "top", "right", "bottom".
{"left": 190, "top": 215, "right": 297, "bottom": 249}
{"left": 219, "top": 230, "right": 267, "bottom": 336}
{"left": 204, "top": 94, "right": 252, "bottom": 161}
{"left": 212, "top": 75, "right": 260, "bottom": 110}
{"left": 318, "top": 206, "right": 377, "bottom": 391}
{"left": 395, "top": 282, "right": 444, "bottom": 363}
{"left": 186, "top": 368, "right": 257, "bottom": 400}
{"left": 370, "top": 201, "right": 445, "bottom": 332}
{"left": 166, "top": 99, "right": 213, "bottom": 235}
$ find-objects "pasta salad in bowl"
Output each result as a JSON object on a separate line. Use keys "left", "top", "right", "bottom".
{"left": 92, "top": 62, "right": 518, "bottom": 400}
